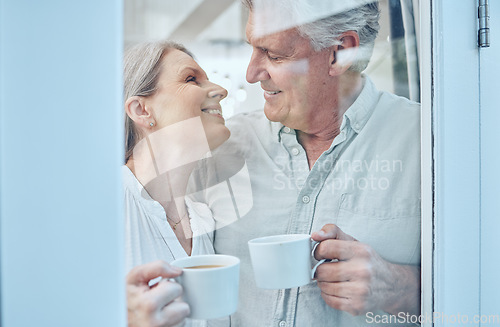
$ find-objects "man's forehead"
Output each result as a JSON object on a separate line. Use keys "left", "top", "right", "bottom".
{"left": 246, "top": 20, "right": 303, "bottom": 51}
{"left": 248, "top": 0, "right": 375, "bottom": 37}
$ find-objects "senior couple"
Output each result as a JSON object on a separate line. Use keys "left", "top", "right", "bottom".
{"left": 124, "top": 0, "right": 421, "bottom": 326}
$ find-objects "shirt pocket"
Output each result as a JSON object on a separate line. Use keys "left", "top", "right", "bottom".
{"left": 337, "top": 192, "right": 421, "bottom": 265}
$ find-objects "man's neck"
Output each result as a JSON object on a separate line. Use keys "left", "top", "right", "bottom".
{"left": 296, "top": 131, "right": 338, "bottom": 169}
{"left": 296, "top": 73, "right": 364, "bottom": 169}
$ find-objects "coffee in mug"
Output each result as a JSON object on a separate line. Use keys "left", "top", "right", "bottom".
{"left": 184, "top": 265, "right": 226, "bottom": 269}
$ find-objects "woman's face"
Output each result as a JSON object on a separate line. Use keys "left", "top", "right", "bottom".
{"left": 146, "top": 49, "right": 230, "bottom": 150}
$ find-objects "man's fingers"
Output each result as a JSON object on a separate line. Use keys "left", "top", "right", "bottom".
{"left": 311, "top": 224, "right": 357, "bottom": 242}
{"left": 320, "top": 291, "right": 366, "bottom": 316}
{"left": 313, "top": 239, "right": 358, "bottom": 261}
{"left": 319, "top": 291, "right": 352, "bottom": 314}
{"left": 158, "top": 301, "right": 190, "bottom": 327}
{"left": 127, "top": 260, "right": 183, "bottom": 285}
{"left": 318, "top": 280, "right": 369, "bottom": 300}
{"left": 314, "top": 261, "right": 352, "bottom": 282}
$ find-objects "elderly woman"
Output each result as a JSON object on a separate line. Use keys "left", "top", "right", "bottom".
{"left": 123, "top": 41, "right": 229, "bottom": 327}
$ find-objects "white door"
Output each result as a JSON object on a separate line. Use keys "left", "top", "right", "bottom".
{"left": 433, "top": 0, "right": 500, "bottom": 326}
{"left": 479, "top": 0, "right": 500, "bottom": 323}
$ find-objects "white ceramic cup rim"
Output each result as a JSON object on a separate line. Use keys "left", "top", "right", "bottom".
{"left": 171, "top": 254, "right": 240, "bottom": 270}
{"left": 248, "top": 233, "right": 311, "bottom": 245}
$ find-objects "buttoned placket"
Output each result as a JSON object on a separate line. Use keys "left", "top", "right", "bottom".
{"left": 272, "top": 124, "right": 353, "bottom": 327}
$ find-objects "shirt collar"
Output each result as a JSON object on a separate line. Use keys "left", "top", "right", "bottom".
{"left": 342, "top": 75, "right": 378, "bottom": 134}
{"left": 272, "top": 121, "right": 288, "bottom": 142}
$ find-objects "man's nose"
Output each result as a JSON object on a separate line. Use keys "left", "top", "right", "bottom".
{"left": 246, "top": 51, "right": 269, "bottom": 84}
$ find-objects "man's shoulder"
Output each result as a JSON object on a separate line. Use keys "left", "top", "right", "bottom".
{"left": 377, "top": 89, "right": 420, "bottom": 114}
{"left": 369, "top": 90, "right": 421, "bottom": 131}
{"left": 366, "top": 91, "right": 421, "bottom": 144}
{"left": 359, "top": 76, "right": 420, "bottom": 128}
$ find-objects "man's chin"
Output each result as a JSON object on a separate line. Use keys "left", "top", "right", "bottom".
{"left": 263, "top": 105, "right": 287, "bottom": 124}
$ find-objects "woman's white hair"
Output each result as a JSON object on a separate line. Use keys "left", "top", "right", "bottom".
{"left": 242, "top": 0, "right": 380, "bottom": 72}
{"left": 123, "top": 41, "right": 193, "bottom": 163}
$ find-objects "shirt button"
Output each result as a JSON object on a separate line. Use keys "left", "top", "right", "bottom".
{"left": 302, "top": 195, "right": 310, "bottom": 204}
{"left": 283, "top": 127, "right": 291, "bottom": 133}
{"left": 279, "top": 321, "right": 287, "bottom": 327}
{"left": 291, "top": 148, "right": 300, "bottom": 156}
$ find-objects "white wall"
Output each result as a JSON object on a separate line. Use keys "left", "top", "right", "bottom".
{"left": 0, "top": 1, "right": 125, "bottom": 326}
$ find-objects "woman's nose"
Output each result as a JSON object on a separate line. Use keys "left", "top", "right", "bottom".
{"left": 207, "top": 82, "right": 228, "bottom": 100}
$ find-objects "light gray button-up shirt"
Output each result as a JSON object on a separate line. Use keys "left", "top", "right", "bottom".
{"left": 192, "top": 76, "right": 421, "bottom": 327}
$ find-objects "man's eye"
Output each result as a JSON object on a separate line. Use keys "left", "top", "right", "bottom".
{"left": 258, "top": 48, "right": 281, "bottom": 61}
{"left": 186, "top": 76, "right": 196, "bottom": 83}
{"left": 266, "top": 51, "right": 281, "bottom": 61}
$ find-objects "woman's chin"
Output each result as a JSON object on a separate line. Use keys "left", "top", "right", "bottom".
{"left": 207, "top": 127, "right": 231, "bottom": 151}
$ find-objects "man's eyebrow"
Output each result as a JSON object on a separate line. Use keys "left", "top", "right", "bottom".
{"left": 245, "top": 39, "right": 287, "bottom": 56}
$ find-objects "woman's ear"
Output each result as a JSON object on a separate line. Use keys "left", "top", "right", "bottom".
{"left": 125, "top": 96, "right": 154, "bottom": 129}
{"left": 328, "top": 31, "right": 360, "bottom": 76}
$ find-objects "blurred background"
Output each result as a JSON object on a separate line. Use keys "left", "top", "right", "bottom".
{"left": 124, "top": 0, "right": 420, "bottom": 117}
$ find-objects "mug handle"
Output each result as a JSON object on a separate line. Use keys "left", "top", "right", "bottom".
{"left": 310, "top": 241, "right": 335, "bottom": 279}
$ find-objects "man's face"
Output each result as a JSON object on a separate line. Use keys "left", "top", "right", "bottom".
{"left": 245, "top": 13, "right": 334, "bottom": 132}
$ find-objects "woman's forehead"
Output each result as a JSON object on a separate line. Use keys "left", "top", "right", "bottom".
{"left": 161, "top": 50, "right": 205, "bottom": 77}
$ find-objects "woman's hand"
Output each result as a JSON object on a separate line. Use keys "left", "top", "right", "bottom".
{"left": 127, "top": 260, "right": 190, "bottom": 327}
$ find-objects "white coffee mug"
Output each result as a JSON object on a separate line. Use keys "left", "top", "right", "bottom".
{"left": 248, "top": 234, "right": 316, "bottom": 289}
{"left": 170, "top": 254, "right": 240, "bottom": 320}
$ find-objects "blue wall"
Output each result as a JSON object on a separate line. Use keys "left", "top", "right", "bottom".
{"left": 0, "top": 1, "right": 125, "bottom": 326}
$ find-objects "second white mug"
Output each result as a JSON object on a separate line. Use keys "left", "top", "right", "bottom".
{"left": 248, "top": 234, "right": 314, "bottom": 289}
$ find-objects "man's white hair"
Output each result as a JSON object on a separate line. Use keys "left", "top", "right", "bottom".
{"left": 244, "top": 0, "right": 380, "bottom": 72}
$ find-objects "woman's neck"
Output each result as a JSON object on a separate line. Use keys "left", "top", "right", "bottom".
{"left": 127, "top": 124, "right": 212, "bottom": 217}
{"left": 126, "top": 153, "right": 197, "bottom": 220}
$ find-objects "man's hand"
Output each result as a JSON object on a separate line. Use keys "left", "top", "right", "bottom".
{"left": 127, "top": 260, "right": 190, "bottom": 327}
{"left": 311, "top": 224, "right": 420, "bottom": 316}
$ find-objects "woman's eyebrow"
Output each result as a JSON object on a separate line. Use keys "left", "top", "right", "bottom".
{"left": 178, "top": 66, "right": 208, "bottom": 80}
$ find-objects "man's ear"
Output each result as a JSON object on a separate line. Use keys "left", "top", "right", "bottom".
{"left": 125, "top": 96, "right": 154, "bottom": 129}
{"left": 328, "top": 31, "right": 360, "bottom": 76}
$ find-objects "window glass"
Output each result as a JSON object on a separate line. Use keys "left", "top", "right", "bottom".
{"left": 123, "top": 1, "right": 422, "bottom": 325}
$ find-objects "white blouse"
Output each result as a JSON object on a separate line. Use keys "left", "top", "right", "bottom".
{"left": 123, "top": 166, "right": 215, "bottom": 272}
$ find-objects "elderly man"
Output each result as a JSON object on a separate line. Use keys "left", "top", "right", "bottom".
{"left": 194, "top": 0, "right": 421, "bottom": 326}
